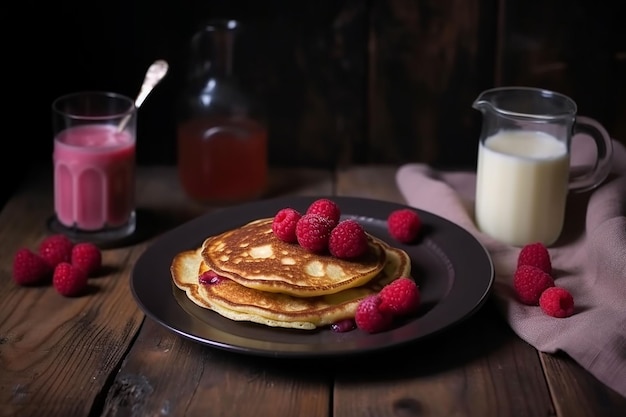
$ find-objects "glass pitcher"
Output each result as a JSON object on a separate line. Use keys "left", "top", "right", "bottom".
{"left": 472, "top": 86, "right": 613, "bottom": 246}
{"left": 176, "top": 19, "right": 268, "bottom": 204}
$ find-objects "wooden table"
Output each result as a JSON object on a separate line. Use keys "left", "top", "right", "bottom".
{"left": 1, "top": 165, "right": 625, "bottom": 417}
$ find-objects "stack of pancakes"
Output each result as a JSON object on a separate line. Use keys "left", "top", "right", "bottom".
{"left": 171, "top": 218, "right": 411, "bottom": 330}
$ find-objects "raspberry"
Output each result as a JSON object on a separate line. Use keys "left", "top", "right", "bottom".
{"left": 53, "top": 262, "right": 88, "bottom": 297}
{"left": 355, "top": 295, "right": 393, "bottom": 333}
{"left": 330, "top": 318, "right": 356, "bottom": 333}
{"left": 513, "top": 265, "right": 554, "bottom": 305}
{"left": 328, "top": 219, "right": 368, "bottom": 259}
{"left": 12, "top": 248, "right": 52, "bottom": 285}
{"left": 71, "top": 242, "right": 102, "bottom": 276}
{"left": 272, "top": 207, "right": 302, "bottom": 243}
{"left": 199, "top": 270, "right": 224, "bottom": 285}
{"left": 539, "top": 286, "right": 575, "bottom": 318}
{"left": 295, "top": 214, "right": 334, "bottom": 253}
{"left": 518, "top": 242, "right": 552, "bottom": 274}
{"left": 387, "top": 209, "right": 422, "bottom": 243}
{"left": 306, "top": 198, "right": 341, "bottom": 228}
{"left": 39, "top": 234, "right": 74, "bottom": 269}
{"left": 378, "top": 277, "right": 420, "bottom": 316}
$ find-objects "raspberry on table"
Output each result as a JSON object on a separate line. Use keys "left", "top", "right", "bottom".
{"left": 328, "top": 219, "right": 368, "bottom": 259}
{"left": 513, "top": 265, "right": 555, "bottom": 305}
{"left": 71, "top": 242, "right": 102, "bottom": 276}
{"left": 272, "top": 207, "right": 302, "bottom": 243}
{"left": 295, "top": 213, "right": 334, "bottom": 253}
{"left": 39, "top": 234, "right": 74, "bottom": 269}
{"left": 378, "top": 277, "right": 420, "bottom": 316}
{"left": 53, "top": 262, "right": 88, "bottom": 297}
{"left": 12, "top": 248, "right": 52, "bottom": 285}
{"left": 306, "top": 198, "right": 341, "bottom": 228}
{"left": 518, "top": 242, "right": 552, "bottom": 274}
{"left": 355, "top": 295, "right": 393, "bottom": 333}
{"left": 539, "top": 286, "right": 575, "bottom": 318}
{"left": 387, "top": 208, "right": 422, "bottom": 243}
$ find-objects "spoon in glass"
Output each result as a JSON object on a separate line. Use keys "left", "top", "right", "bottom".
{"left": 117, "top": 59, "right": 169, "bottom": 132}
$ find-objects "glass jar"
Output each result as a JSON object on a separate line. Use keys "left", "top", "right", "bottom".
{"left": 177, "top": 19, "right": 268, "bottom": 204}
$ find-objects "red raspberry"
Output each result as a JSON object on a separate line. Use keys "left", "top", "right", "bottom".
{"left": 518, "top": 242, "right": 552, "bottom": 274}
{"left": 199, "top": 270, "right": 224, "bottom": 285}
{"left": 387, "top": 209, "right": 422, "bottom": 243}
{"left": 330, "top": 318, "right": 356, "bottom": 333}
{"left": 53, "top": 262, "right": 88, "bottom": 297}
{"left": 295, "top": 214, "right": 334, "bottom": 253}
{"left": 306, "top": 198, "right": 341, "bottom": 228}
{"left": 539, "top": 287, "right": 575, "bottom": 318}
{"left": 39, "top": 234, "right": 74, "bottom": 269}
{"left": 328, "top": 219, "right": 368, "bottom": 259}
{"left": 355, "top": 295, "right": 393, "bottom": 333}
{"left": 71, "top": 242, "right": 102, "bottom": 276}
{"left": 12, "top": 248, "right": 52, "bottom": 285}
{"left": 272, "top": 208, "right": 302, "bottom": 243}
{"left": 513, "top": 265, "right": 554, "bottom": 305}
{"left": 378, "top": 277, "right": 421, "bottom": 316}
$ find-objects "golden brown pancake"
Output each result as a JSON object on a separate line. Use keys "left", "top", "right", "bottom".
{"left": 200, "top": 218, "right": 387, "bottom": 297}
{"left": 171, "top": 240, "right": 411, "bottom": 330}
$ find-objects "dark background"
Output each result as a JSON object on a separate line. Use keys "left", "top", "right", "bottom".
{"left": 4, "top": 0, "right": 625, "bottom": 206}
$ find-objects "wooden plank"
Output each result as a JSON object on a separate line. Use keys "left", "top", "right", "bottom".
{"left": 332, "top": 302, "right": 555, "bottom": 417}
{"left": 132, "top": 166, "right": 339, "bottom": 236}
{"left": 497, "top": 0, "right": 626, "bottom": 149}
{"left": 368, "top": 0, "right": 498, "bottom": 168}
{"left": 102, "top": 167, "right": 334, "bottom": 416}
{"left": 0, "top": 170, "right": 146, "bottom": 417}
{"left": 101, "top": 318, "right": 331, "bottom": 417}
{"left": 244, "top": 0, "right": 368, "bottom": 168}
{"left": 266, "top": 168, "right": 345, "bottom": 199}
{"left": 541, "top": 353, "right": 626, "bottom": 417}
{"left": 336, "top": 164, "right": 406, "bottom": 201}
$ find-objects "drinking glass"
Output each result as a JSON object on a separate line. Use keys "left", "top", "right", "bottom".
{"left": 49, "top": 91, "right": 137, "bottom": 245}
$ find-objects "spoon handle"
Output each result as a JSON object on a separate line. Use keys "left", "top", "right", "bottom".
{"left": 118, "top": 59, "right": 169, "bottom": 132}
{"left": 134, "top": 60, "right": 169, "bottom": 108}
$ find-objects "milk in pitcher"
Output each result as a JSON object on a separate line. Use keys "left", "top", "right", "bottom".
{"left": 475, "top": 130, "right": 569, "bottom": 246}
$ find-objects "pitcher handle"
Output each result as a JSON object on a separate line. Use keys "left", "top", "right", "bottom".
{"left": 569, "top": 116, "right": 613, "bottom": 193}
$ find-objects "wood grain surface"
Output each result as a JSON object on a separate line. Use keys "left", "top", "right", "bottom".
{"left": 1, "top": 165, "right": 625, "bottom": 416}
{"left": 9, "top": 0, "right": 624, "bottom": 175}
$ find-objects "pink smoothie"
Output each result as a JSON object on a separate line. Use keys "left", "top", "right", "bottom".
{"left": 54, "top": 124, "right": 135, "bottom": 231}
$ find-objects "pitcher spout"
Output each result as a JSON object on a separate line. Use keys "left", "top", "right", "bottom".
{"left": 472, "top": 89, "right": 499, "bottom": 113}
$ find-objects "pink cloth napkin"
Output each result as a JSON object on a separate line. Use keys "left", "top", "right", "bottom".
{"left": 396, "top": 137, "right": 626, "bottom": 398}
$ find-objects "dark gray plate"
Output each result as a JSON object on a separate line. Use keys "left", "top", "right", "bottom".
{"left": 131, "top": 196, "right": 494, "bottom": 358}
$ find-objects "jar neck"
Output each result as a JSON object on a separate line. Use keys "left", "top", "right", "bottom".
{"left": 189, "top": 20, "right": 239, "bottom": 79}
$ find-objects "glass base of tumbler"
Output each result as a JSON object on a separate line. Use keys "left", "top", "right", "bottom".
{"left": 47, "top": 211, "right": 137, "bottom": 248}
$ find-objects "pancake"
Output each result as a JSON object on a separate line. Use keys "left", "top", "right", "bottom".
{"left": 200, "top": 218, "right": 387, "bottom": 297}
{"left": 172, "top": 240, "right": 411, "bottom": 330}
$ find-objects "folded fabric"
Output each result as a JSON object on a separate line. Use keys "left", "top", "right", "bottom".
{"left": 396, "top": 137, "right": 626, "bottom": 398}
